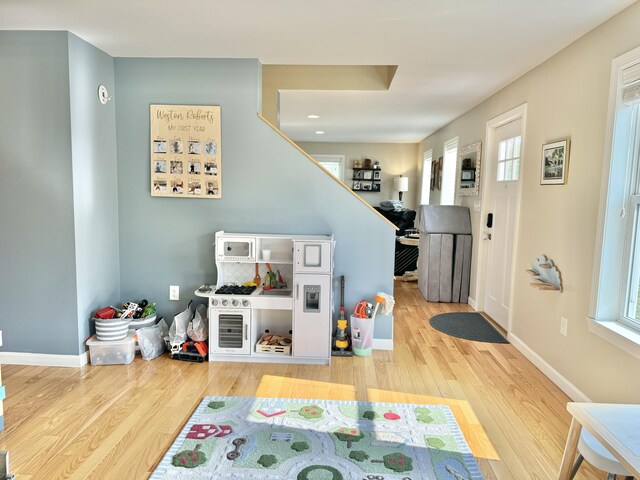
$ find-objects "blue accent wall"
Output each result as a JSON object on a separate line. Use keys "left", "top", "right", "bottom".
{"left": 0, "top": 36, "right": 396, "bottom": 357}
{"left": 68, "top": 33, "right": 120, "bottom": 353}
{"left": 0, "top": 31, "right": 80, "bottom": 355}
{"left": 0, "top": 31, "right": 120, "bottom": 355}
{"left": 114, "top": 58, "right": 396, "bottom": 339}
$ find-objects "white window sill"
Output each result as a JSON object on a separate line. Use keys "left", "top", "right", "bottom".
{"left": 587, "top": 317, "right": 640, "bottom": 360}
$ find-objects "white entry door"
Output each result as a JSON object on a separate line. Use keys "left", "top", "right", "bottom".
{"left": 483, "top": 118, "right": 522, "bottom": 329}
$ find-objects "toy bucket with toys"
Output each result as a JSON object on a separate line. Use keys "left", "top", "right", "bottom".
{"left": 351, "top": 292, "right": 395, "bottom": 356}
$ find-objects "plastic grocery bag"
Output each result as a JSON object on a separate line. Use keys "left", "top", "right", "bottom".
{"left": 187, "top": 304, "right": 208, "bottom": 341}
{"left": 137, "top": 325, "right": 165, "bottom": 361}
{"left": 156, "top": 317, "right": 169, "bottom": 339}
{"left": 169, "top": 301, "right": 193, "bottom": 347}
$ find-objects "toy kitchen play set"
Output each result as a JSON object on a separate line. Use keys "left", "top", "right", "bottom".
{"left": 196, "top": 231, "right": 334, "bottom": 365}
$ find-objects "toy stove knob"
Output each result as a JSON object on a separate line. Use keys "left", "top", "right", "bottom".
{"left": 231, "top": 299, "right": 239, "bottom": 307}
{"left": 221, "top": 299, "right": 229, "bottom": 307}
{"left": 211, "top": 298, "right": 219, "bottom": 306}
{"left": 242, "top": 300, "right": 250, "bottom": 307}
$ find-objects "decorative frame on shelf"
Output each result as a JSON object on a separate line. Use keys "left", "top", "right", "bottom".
{"left": 541, "top": 139, "right": 570, "bottom": 185}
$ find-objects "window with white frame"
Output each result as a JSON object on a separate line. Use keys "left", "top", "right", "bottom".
{"left": 497, "top": 135, "right": 522, "bottom": 181}
{"left": 312, "top": 154, "right": 345, "bottom": 182}
{"left": 441, "top": 138, "right": 458, "bottom": 205}
{"left": 420, "top": 149, "right": 433, "bottom": 204}
{"left": 592, "top": 46, "right": 640, "bottom": 337}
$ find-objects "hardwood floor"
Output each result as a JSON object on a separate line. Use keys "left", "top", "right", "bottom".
{"left": 0, "top": 280, "right": 600, "bottom": 479}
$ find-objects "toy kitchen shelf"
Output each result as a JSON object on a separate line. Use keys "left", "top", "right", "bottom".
{"left": 198, "top": 231, "right": 334, "bottom": 365}
{"left": 352, "top": 168, "right": 382, "bottom": 192}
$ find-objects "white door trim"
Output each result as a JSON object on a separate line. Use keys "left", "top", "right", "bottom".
{"left": 474, "top": 103, "right": 528, "bottom": 334}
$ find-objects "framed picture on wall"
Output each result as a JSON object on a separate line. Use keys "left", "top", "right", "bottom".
{"left": 541, "top": 139, "right": 570, "bottom": 185}
{"left": 437, "top": 157, "right": 443, "bottom": 190}
{"left": 431, "top": 161, "right": 438, "bottom": 192}
{"left": 150, "top": 104, "right": 222, "bottom": 199}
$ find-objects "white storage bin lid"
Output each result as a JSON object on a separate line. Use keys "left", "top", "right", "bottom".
{"left": 86, "top": 331, "right": 136, "bottom": 346}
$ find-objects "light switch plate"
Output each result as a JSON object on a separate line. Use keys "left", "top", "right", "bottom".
{"left": 473, "top": 201, "right": 481, "bottom": 212}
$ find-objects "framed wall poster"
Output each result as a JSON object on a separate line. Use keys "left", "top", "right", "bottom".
{"left": 541, "top": 139, "right": 569, "bottom": 185}
{"left": 150, "top": 104, "right": 221, "bottom": 198}
{"left": 437, "top": 157, "right": 443, "bottom": 190}
{"left": 430, "top": 160, "right": 437, "bottom": 191}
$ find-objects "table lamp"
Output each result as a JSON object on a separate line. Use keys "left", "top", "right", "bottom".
{"left": 393, "top": 175, "right": 409, "bottom": 202}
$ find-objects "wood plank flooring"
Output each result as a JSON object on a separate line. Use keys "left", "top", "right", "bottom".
{"left": 0, "top": 280, "right": 601, "bottom": 479}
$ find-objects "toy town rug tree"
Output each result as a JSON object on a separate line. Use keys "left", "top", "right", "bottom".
{"left": 151, "top": 396, "right": 484, "bottom": 480}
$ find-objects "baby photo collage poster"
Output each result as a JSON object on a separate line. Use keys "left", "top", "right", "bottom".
{"left": 150, "top": 104, "right": 221, "bottom": 198}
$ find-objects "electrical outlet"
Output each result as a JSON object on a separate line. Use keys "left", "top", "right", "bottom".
{"left": 560, "top": 317, "right": 568, "bottom": 336}
{"left": 170, "top": 285, "right": 179, "bottom": 301}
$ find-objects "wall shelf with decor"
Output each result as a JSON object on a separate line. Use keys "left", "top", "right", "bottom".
{"left": 352, "top": 168, "right": 382, "bottom": 192}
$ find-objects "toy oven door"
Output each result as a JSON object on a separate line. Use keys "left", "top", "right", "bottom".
{"left": 209, "top": 308, "right": 251, "bottom": 355}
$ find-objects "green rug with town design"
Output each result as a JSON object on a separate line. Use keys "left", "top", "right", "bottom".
{"left": 151, "top": 396, "right": 484, "bottom": 480}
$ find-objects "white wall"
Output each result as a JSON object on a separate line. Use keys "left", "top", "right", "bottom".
{"left": 420, "top": 2, "right": 640, "bottom": 402}
{"left": 298, "top": 142, "right": 419, "bottom": 209}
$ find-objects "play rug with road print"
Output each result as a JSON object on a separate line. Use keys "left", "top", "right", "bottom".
{"left": 151, "top": 396, "right": 484, "bottom": 480}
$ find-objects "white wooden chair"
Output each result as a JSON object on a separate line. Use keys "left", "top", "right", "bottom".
{"left": 570, "top": 429, "right": 634, "bottom": 480}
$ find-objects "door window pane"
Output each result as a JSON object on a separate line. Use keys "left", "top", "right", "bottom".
{"left": 514, "top": 136, "right": 522, "bottom": 157}
{"left": 497, "top": 135, "right": 522, "bottom": 182}
{"left": 506, "top": 138, "right": 514, "bottom": 159}
{"left": 499, "top": 141, "right": 506, "bottom": 161}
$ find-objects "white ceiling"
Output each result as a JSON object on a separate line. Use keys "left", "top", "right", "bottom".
{"left": 1, "top": 0, "right": 636, "bottom": 143}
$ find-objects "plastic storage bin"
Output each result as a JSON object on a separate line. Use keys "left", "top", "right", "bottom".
{"left": 86, "top": 331, "right": 136, "bottom": 365}
{"left": 351, "top": 315, "right": 373, "bottom": 356}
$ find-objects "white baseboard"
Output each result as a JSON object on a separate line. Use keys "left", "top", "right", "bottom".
{"left": 0, "top": 351, "right": 89, "bottom": 368}
{"left": 507, "top": 333, "right": 591, "bottom": 402}
{"left": 467, "top": 296, "right": 477, "bottom": 310}
{"left": 373, "top": 338, "right": 393, "bottom": 350}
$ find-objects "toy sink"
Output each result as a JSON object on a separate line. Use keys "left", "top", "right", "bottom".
{"left": 259, "top": 289, "right": 292, "bottom": 296}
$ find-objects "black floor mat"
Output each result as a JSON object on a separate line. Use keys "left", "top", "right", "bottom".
{"left": 429, "top": 312, "right": 508, "bottom": 343}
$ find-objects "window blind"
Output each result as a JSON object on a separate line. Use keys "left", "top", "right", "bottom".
{"left": 622, "top": 62, "right": 640, "bottom": 105}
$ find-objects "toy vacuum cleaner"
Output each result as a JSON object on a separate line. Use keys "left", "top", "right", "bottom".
{"left": 332, "top": 276, "right": 353, "bottom": 356}
{"left": 351, "top": 292, "right": 395, "bottom": 356}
